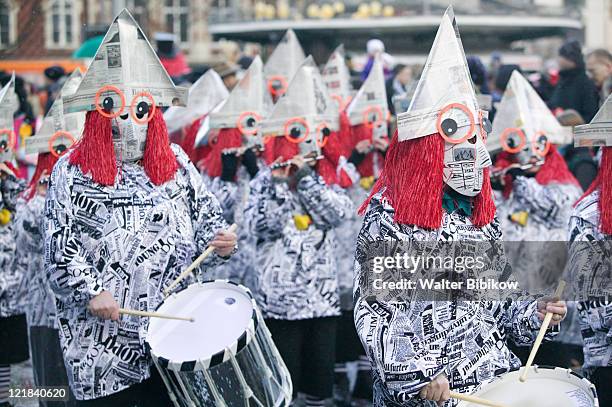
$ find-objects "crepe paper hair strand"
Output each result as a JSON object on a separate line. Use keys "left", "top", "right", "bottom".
{"left": 359, "top": 131, "right": 496, "bottom": 229}
{"left": 142, "top": 106, "right": 179, "bottom": 185}
{"left": 576, "top": 147, "right": 612, "bottom": 235}
{"left": 201, "top": 127, "right": 243, "bottom": 179}
{"left": 24, "top": 152, "right": 57, "bottom": 201}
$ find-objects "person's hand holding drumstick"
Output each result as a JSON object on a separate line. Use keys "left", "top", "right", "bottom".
{"left": 536, "top": 296, "right": 567, "bottom": 326}
{"left": 88, "top": 291, "right": 120, "bottom": 321}
{"left": 210, "top": 229, "right": 238, "bottom": 258}
{"left": 420, "top": 373, "right": 450, "bottom": 406}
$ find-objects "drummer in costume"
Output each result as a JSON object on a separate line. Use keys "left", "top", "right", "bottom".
{"left": 202, "top": 56, "right": 266, "bottom": 286}
{"left": 44, "top": 10, "right": 236, "bottom": 405}
{"left": 353, "top": 8, "right": 567, "bottom": 406}
{"left": 163, "top": 69, "right": 228, "bottom": 167}
{"left": 15, "top": 69, "right": 85, "bottom": 406}
{"left": 263, "top": 29, "right": 306, "bottom": 103}
{"left": 245, "top": 56, "right": 353, "bottom": 407}
{"left": 0, "top": 73, "right": 28, "bottom": 407}
{"left": 567, "top": 94, "right": 612, "bottom": 406}
{"left": 322, "top": 46, "right": 386, "bottom": 406}
{"left": 488, "top": 70, "right": 584, "bottom": 367}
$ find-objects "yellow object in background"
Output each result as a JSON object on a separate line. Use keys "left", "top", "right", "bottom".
{"left": 19, "top": 123, "right": 32, "bottom": 138}
{"left": 382, "top": 5, "right": 395, "bottom": 17}
{"left": 0, "top": 209, "right": 11, "bottom": 225}
{"left": 360, "top": 176, "right": 375, "bottom": 190}
{"left": 510, "top": 211, "right": 528, "bottom": 226}
{"left": 293, "top": 214, "right": 312, "bottom": 230}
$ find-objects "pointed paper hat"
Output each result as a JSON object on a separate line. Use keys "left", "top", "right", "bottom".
{"left": 164, "top": 69, "right": 228, "bottom": 134}
{"left": 574, "top": 94, "right": 612, "bottom": 147}
{"left": 209, "top": 56, "right": 266, "bottom": 136}
{"left": 26, "top": 69, "right": 86, "bottom": 156}
{"left": 262, "top": 56, "right": 339, "bottom": 156}
{"left": 322, "top": 44, "right": 353, "bottom": 108}
{"left": 489, "top": 70, "right": 572, "bottom": 153}
{"left": 63, "top": 9, "right": 188, "bottom": 116}
{"left": 396, "top": 6, "right": 484, "bottom": 143}
{"left": 0, "top": 72, "right": 18, "bottom": 159}
{"left": 263, "top": 29, "right": 306, "bottom": 98}
{"left": 346, "top": 55, "right": 388, "bottom": 127}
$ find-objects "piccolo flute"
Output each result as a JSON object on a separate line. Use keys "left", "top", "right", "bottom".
{"left": 270, "top": 155, "right": 323, "bottom": 170}
{"left": 490, "top": 160, "right": 544, "bottom": 178}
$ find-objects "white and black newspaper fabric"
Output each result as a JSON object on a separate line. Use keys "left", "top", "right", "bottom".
{"left": 567, "top": 190, "right": 612, "bottom": 374}
{"left": 44, "top": 145, "right": 230, "bottom": 400}
{"left": 354, "top": 192, "right": 556, "bottom": 406}
{"left": 0, "top": 173, "right": 26, "bottom": 318}
{"left": 244, "top": 167, "right": 353, "bottom": 320}
{"left": 14, "top": 194, "right": 56, "bottom": 327}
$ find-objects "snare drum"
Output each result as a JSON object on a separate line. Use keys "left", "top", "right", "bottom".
{"left": 457, "top": 366, "right": 598, "bottom": 407}
{"left": 146, "top": 280, "right": 293, "bottom": 407}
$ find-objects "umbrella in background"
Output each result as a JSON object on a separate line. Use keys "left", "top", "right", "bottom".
{"left": 72, "top": 35, "right": 104, "bottom": 59}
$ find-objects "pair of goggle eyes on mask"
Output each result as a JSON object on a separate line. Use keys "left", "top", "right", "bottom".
{"left": 282, "top": 118, "right": 331, "bottom": 148}
{"left": 94, "top": 86, "right": 156, "bottom": 124}
{"left": 501, "top": 128, "right": 550, "bottom": 157}
{"left": 436, "top": 103, "right": 492, "bottom": 144}
{"left": 363, "top": 106, "right": 391, "bottom": 130}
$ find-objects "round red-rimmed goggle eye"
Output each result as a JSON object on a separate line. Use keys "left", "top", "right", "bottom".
{"left": 284, "top": 117, "right": 310, "bottom": 144}
{"left": 237, "top": 111, "right": 262, "bottom": 136}
{"left": 129, "top": 92, "right": 156, "bottom": 125}
{"left": 436, "top": 103, "right": 475, "bottom": 144}
{"left": 48, "top": 131, "right": 76, "bottom": 158}
{"left": 500, "top": 127, "right": 527, "bottom": 154}
{"left": 95, "top": 85, "right": 126, "bottom": 119}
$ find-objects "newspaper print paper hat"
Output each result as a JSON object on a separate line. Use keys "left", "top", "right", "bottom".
{"left": 0, "top": 72, "right": 18, "bottom": 162}
{"left": 346, "top": 56, "right": 388, "bottom": 127}
{"left": 396, "top": 6, "right": 489, "bottom": 144}
{"left": 574, "top": 94, "right": 612, "bottom": 147}
{"left": 489, "top": 70, "right": 572, "bottom": 154}
{"left": 163, "top": 69, "right": 228, "bottom": 134}
{"left": 26, "top": 69, "right": 85, "bottom": 156}
{"left": 263, "top": 29, "right": 306, "bottom": 98}
{"left": 322, "top": 44, "right": 353, "bottom": 110}
{"left": 262, "top": 56, "right": 339, "bottom": 157}
{"left": 63, "top": 9, "right": 188, "bottom": 118}
{"left": 209, "top": 56, "right": 266, "bottom": 136}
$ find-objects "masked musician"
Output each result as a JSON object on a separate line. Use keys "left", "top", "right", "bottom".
{"left": 0, "top": 73, "right": 28, "bottom": 407}
{"left": 353, "top": 8, "right": 566, "bottom": 406}
{"left": 44, "top": 10, "right": 236, "bottom": 406}
{"left": 245, "top": 57, "right": 353, "bottom": 407}
{"left": 567, "top": 94, "right": 612, "bottom": 406}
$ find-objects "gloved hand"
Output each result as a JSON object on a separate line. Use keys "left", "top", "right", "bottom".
{"left": 221, "top": 152, "right": 239, "bottom": 182}
{"left": 348, "top": 149, "right": 367, "bottom": 166}
{"left": 241, "top": 148, "right": 259, "bottom": 179}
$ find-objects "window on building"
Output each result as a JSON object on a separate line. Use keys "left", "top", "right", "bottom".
{"left": 46, "top": 0, "right": 80, "bottom": 49}
{"left": 127, "top": 0, "right": 148, "bottom": 31}
{"left": 0, "top": 0, "right": 17, "bottom": 49}
{"left": 163, "top": 0, "right": 189, "bottom": 45}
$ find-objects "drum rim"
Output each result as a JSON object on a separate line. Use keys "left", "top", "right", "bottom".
{"left": 458, "top": 365, "right": 598, "bottom": 407}
{"left": 147, "top": 279, "right": 260, "bottom": 372}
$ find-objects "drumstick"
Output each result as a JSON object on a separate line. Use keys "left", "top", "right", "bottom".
{"left": 119, "top": 308, "right": 194, "bottom": 322}
{"left": 164, "top": 223, "right": 238, "bottom": 296}
{"left": 519, "top": 279, "right": 566, "bottom": 382}
{"left": 449, "top": 391, "right": 509, "bottom": 407}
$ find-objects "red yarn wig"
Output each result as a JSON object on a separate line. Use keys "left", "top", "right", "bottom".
{"left": 576, "top": 147, "right": 612, "bottom": 235}
{"left": 359, "top": 132, "right": 496, "bottom": 230}
{"left": 24, "top": 152, "right": 57, "bottom": 201}
{"left": 494, "top": 145, "right": 580, "bottom": 199}
{"left": 69, "top": 108, "right": 179, "bottom": 186}
{"left": 350, "top": 123, "right": 386, "bottom": 178}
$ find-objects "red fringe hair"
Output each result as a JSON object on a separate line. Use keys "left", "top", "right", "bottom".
{"left": 359, "top": 132, "right": 496, "bottom": 229}
{"left": 69, "top": 108, "right": 179, "bottom": 186}
{"left": 576, "top": 147, "right": 612, "bottom": 234}
{"left": 494, "top": 145, "right": 579, "bottom": 198}
{"left": 24, "top": 152, "right": 57, "bottom": 201}
{"left": 201, "top": 128, "right": 243, "bottom": 178}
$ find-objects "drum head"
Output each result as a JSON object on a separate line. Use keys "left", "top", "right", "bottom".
{"left": 147, "top": 281, "right": 255, "bottom": 364}
{"left": 458, "top": 367, "right": 597, "bottom": 407}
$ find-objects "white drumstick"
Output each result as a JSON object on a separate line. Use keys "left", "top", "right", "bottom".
{"left": 119, "top": 308, "right": 194, "bottom": 322}
{"left": 450, "top": 391, "right": 509, "bottom": 407}
{"left": 519, "top": 280, "right": 566, "bottom": 382}
{"left": 164, "top": 224, "right": 238, "bottom": 296}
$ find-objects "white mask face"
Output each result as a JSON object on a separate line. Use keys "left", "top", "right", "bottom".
{"left": 112, "top": 113, "right": 149, "bottom": 162}
{"left": 443, "top": 129, "right": 492, "bottom": 197}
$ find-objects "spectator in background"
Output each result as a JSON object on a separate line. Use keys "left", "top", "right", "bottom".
{"left": 385, "top": 64, "right": 414, "bottom": 115}
{"left": 42, "top": 65, "right": 65, "bottom": 115}
{"left": 360, "top": 39, "right": 392, "bottom": 81}
{"left": 467, "top": 56, "right": 490, "bottom": 95}
{"left": 154, "top": 32, "right": 192, "bottom": 83}
{"left": 548, "top": 40, "right": 599, "bottom": 122}
{"left": 586, "top": 49, "right": 612, "bottom": 103}
{"left": 556, "top": 109, "right": 598, "bottom": 191}
{"left": 212, "top": 61, "right": 240, "bottom": 91}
